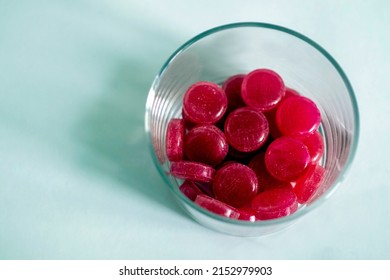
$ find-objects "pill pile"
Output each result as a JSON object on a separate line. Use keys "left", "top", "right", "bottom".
{"left": 166, "top": 68, "right": 325, "bottom": 221}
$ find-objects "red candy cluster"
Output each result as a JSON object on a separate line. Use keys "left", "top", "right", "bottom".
{"left": 166, "top": 68, "right": 325, "bottom": 221}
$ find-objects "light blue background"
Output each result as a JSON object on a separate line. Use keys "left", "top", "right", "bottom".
{"left": 1, "top": 0, "right": 389, "bottom": 259}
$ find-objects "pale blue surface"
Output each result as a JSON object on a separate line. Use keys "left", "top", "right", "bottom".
{"left": 1, "top": 0, "right": 389, "bottom": 259}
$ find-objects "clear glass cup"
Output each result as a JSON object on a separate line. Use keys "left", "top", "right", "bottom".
{"left": 145, "top": 22, "right": 359, "bottom": 236}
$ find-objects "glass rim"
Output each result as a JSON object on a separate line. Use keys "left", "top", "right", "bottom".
{"left": 145, "top": 22, "right": 360, "bottom": 228}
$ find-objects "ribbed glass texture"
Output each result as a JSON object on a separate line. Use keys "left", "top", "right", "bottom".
{"left": 145, "top": 22, "right": 359, "bottom": 236}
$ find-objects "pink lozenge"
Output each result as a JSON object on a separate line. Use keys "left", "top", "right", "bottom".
{"left": 184, "top": 125, "right": 228, "bottom": 166}
{"left": 170, "top": 161, "right": 215, "bottom": 183}
{"left": 224, "top": 107, "right": 269, "bottom": 152}
{"left": 294, "top": 131, "right": 324, "bottom": 164}
{"left": 293, "top": 164, "right": 325, "bottom": 204}
{"left": 182, "top": 81, "right": 227, "bottom": 125}
{"left": 251, "top": 188, "right": 298, "bottom": 220}
{"left": 179, "top": 180, "right": 204, "bottom": 201}
{"left": 165, "top": 118, "right": 185, "bottom": 161}
{"left": 241, "top": 69, "right": 285, "bottom": 112}
{"left": 213, "top": 162, "right": 258, "bottom": 208}
{"left": 238, "top": 207, "right": 257, "bottom": 222}
{"left": 195, "top": 194, "right": 240, "bottom": 219}
{"left": 265, "top": 137, "right": 310, "bottom": 182}
{"left": 276, "top": 95, "right": 321, "bottom": 136}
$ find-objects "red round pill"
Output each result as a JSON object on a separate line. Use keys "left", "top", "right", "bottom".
{"left": 251, "top": 188, "right": 298, "bottom": 220}
{"left": 265, "top": 137, "right": 310, "bottom": 182}
{"left": 294, "top": 131, "right": 324, "bottom": 164}
{"left": 184, "top": 125, "right": 228, "bottom": 166}
{"left": 213, "top": 162, "right": 258, "bottom": 208}
{"left": 276, "top": 95, "right": 321, "bottom": 136}
{"left": 182, "top": 81, "right": 227, "bottom": 125}
{"left": 170, "top": 161, "right": 215, "bottom": 183}
{"left": 179, "top": 180, "right": 203, "bottom": 201}
{"left": 165, "top": 118, "right": 184, "bottom": 161}
{"left": 195, "top": 194, "right": 240, "bottom": 219}
{"left": 293, "top": 164, "right": 325, "bottom": 204}
{"left": 238, "top": 207, "right": 257, "bottom": 222}
{"left": 241, "top": 69, "right": 285, "bottom": 112}
{"left": 224, "top": 107, "right": 269, "bottom": 152}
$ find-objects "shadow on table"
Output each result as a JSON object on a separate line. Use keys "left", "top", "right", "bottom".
{"left": 73, "top": 24, "right": 187, "bottom": 217}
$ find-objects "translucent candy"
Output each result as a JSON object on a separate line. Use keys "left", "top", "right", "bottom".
{"left": 170, "top": 161, "right": 215, "bottom": 182}
{"left": 276, "top": 95, "right": 321, "bottom": 136}
{"left": 165, "top": 118, "right": 184, "bottom": 161}
{"left": 295, "top": 131, "right": 324, "bottom": 164}
{"left": 238, "top": 207, "right": 257, "bottom": 222}
{"left": 179, "top": 180, "right": 203, "bottom": 201}
{"left": 184, "top": 125, "right": 228, "bottom": 166}
{"left": 265, "top": 137, "right": 310, "bottom": 181}
{"left": 224, "top": 107, "right": 269, "bottom": 152}
{"left": 241, "top": 69, "right": 285, "bottom": 112}
{"left": 195, "top": 194, "right": 240, "bottom": 219}
{"left": 213, "top": 162, "right": 258, "bottom": 207}
{"left": 182, "top": 81, "right": 227, "bottom": 125}
{"left": 251, "top": 188, "right": 298, "bottom": 220}
{"left": 293, "top": 164, "right": 325, "bottom": 204}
